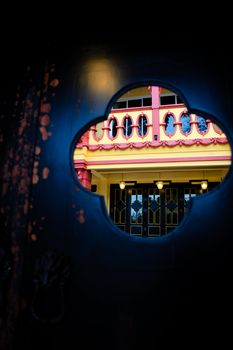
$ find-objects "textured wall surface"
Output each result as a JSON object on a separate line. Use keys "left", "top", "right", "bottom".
{"left": 0, "top": 33, "right": 233, "bottom": 349}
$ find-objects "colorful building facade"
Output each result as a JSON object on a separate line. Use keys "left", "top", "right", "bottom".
{"left": 74, "top": 86, "right": 231, "bottom": 236}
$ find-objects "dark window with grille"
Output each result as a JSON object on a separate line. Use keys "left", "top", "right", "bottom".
{"left": 109, "top": 118, "right": 118, "bottom": 138}
{"left": 123, "top": 117, "right": 132, "bottom": 137}
{"left": 138, "top": 115, "right": 147, "bottom": 136}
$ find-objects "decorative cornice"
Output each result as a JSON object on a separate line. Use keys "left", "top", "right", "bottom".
{"left": 74, "top": 155, "right": 231, "bottom": 167}
{"left": 76, "top": 137, "right": 229, "bottom": 150}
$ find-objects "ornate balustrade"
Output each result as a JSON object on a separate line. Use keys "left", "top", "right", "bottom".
{"left": 74, "top": 105, "right": 231, "bottom": 191}
{"left": 76, "top": 105, "right": 228, "bottom": 151}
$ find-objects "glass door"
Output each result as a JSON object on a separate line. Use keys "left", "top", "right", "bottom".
{"left": 110, "top": 183, "right": 218, "bottom": 237}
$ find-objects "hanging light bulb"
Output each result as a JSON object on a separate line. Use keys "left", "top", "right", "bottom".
{"left": 201, "top": 170, "right": 208, "bottom": 190}
{"left": 119, "top": 181, "right": 125, "bottom": 190}
{"left": 119, "top": 173, "right": 125, "bottom": 189}
{"left": 156, "top": 181, "right": 164, "bottom": 190}
{"left": 201, "top": 181, "right": 208, "bottom": 190}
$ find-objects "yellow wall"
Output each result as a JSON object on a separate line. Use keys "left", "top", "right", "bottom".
{"left": 74, "top": 143, "right": 231, "bottom": 170}
{"left": 119, "top": 86, "right": 173, "bottom": 98}
{"left": 120, "top": 86, "right": 150, "bottom": 98}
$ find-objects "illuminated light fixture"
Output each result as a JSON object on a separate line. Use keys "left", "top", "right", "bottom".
{"left": 189, "top": 179, "right": 208, "bottom": 190}
{"left": 119, "top": 180, "right": 137, "bottom": 190}
{"left": 119, "top": 173, "right": 125, "bottom": 190}
{"left": 201, "top": 180, "right": 208, "bottom": 190}
{"left": 153, "top": 180, "right": 171, "bottom": 190}
{"left": 201, "top": 170, "right": 208, "bottom": 190}
{"left": 156, "top": 181, "right": 164, "bottom": 190}
{"left": 119, "top": 181, "right": 126, "bottom": 190}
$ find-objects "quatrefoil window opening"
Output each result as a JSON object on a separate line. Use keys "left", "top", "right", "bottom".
{"left": 73, "top": 85, "right": 232, "bottom": 237}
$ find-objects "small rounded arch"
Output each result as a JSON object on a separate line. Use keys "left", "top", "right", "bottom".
{"left": 122, "top": 115, "right": 133, "bottom": 138}
{"left": 180, "top": 112, "right": 191, "bottom": 135}
{"left": 137, "top": 114, "right": 148, "bottom": 137}
{"left": 164, "top": 113, "right": 175, "bottom": 136}
{"left": 108, "top": 117, "right": 118, "bottom": 139}
{"left": 196, "top": 115, "right": 208, "bottom": 134}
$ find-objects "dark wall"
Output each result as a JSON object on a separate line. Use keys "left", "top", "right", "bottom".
{"left": 1, "top": 31, "right": 233, "bottom": 349}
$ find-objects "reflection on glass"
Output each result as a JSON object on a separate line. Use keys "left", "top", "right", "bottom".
{"left": 109, "top": 119, "right": 117, "bottom": 138}
{"left": 131, "top": 194, "right": 136, "bottom": 223}
{"left": 138, "top": 116, "right": 147, "bottom": 136}
{"left": 114, "top": 189, "right": 126, "bottom": 224}
{"left": 148, "top": 189, "right": 160, "bottom": 225}
{"left": 165, "top": 114, "right": 175, "bottom": 135}
{"left": 184, "top": 188, "right": 197, "bottom": 215}
{"left": 123, "top": 117, "right": 132, "bottom": 137}
{"left": 165, "top": 188, "right": 178, "bottom": 225}
{"left": 197, "top": 116, "right": 208, "bottom": 133}
{"left": 130, "top": 191, "right": 143, "bottom": 224}
{"left": 181, "top": 113, "right": 191, "bottom": 133}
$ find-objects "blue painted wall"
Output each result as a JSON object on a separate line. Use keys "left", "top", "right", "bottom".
{"left": 1, "top": 37, "right": 233, "bottom": 349}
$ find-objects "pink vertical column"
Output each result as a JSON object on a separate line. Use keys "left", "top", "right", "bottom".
{"left": 102, "top": 120, "right": 111, "bottom": 139}
{"left": 150, "top": 86, "right": 160, "bottom": 141}
{"left": 76, "top": 168, "right": 92, "bottom": 190}
{"left": 79, "top": 130, "right": 90, "bottom": 146}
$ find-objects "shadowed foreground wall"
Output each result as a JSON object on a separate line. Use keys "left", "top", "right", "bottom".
{"left": 0, "top": 37, "right": 233, "bottom": 349}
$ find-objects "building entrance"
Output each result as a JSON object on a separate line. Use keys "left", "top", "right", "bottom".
{"left": 110, "top": 183, "right": 217, "bottom": 236}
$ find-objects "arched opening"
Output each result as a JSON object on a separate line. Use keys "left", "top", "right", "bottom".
{"left": 123, "top": 116, "right": 132, "bottom": 137}
{"left": 197, "top": 115, "right": 208, "bottom": 133}
{"left": 165, "top": 114, "right": 175, "bottom": 135}
{"left": 181, "top": 113, "right": 191, "bottom": 134}
{"left": 73, "top": 85, "right": 232, "bottom": 237}
{"left": 138, "top": 115, "right": 148, "bottom": 136}
{"left": 109, "top": 118, "right": 118, "bottom": 138}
